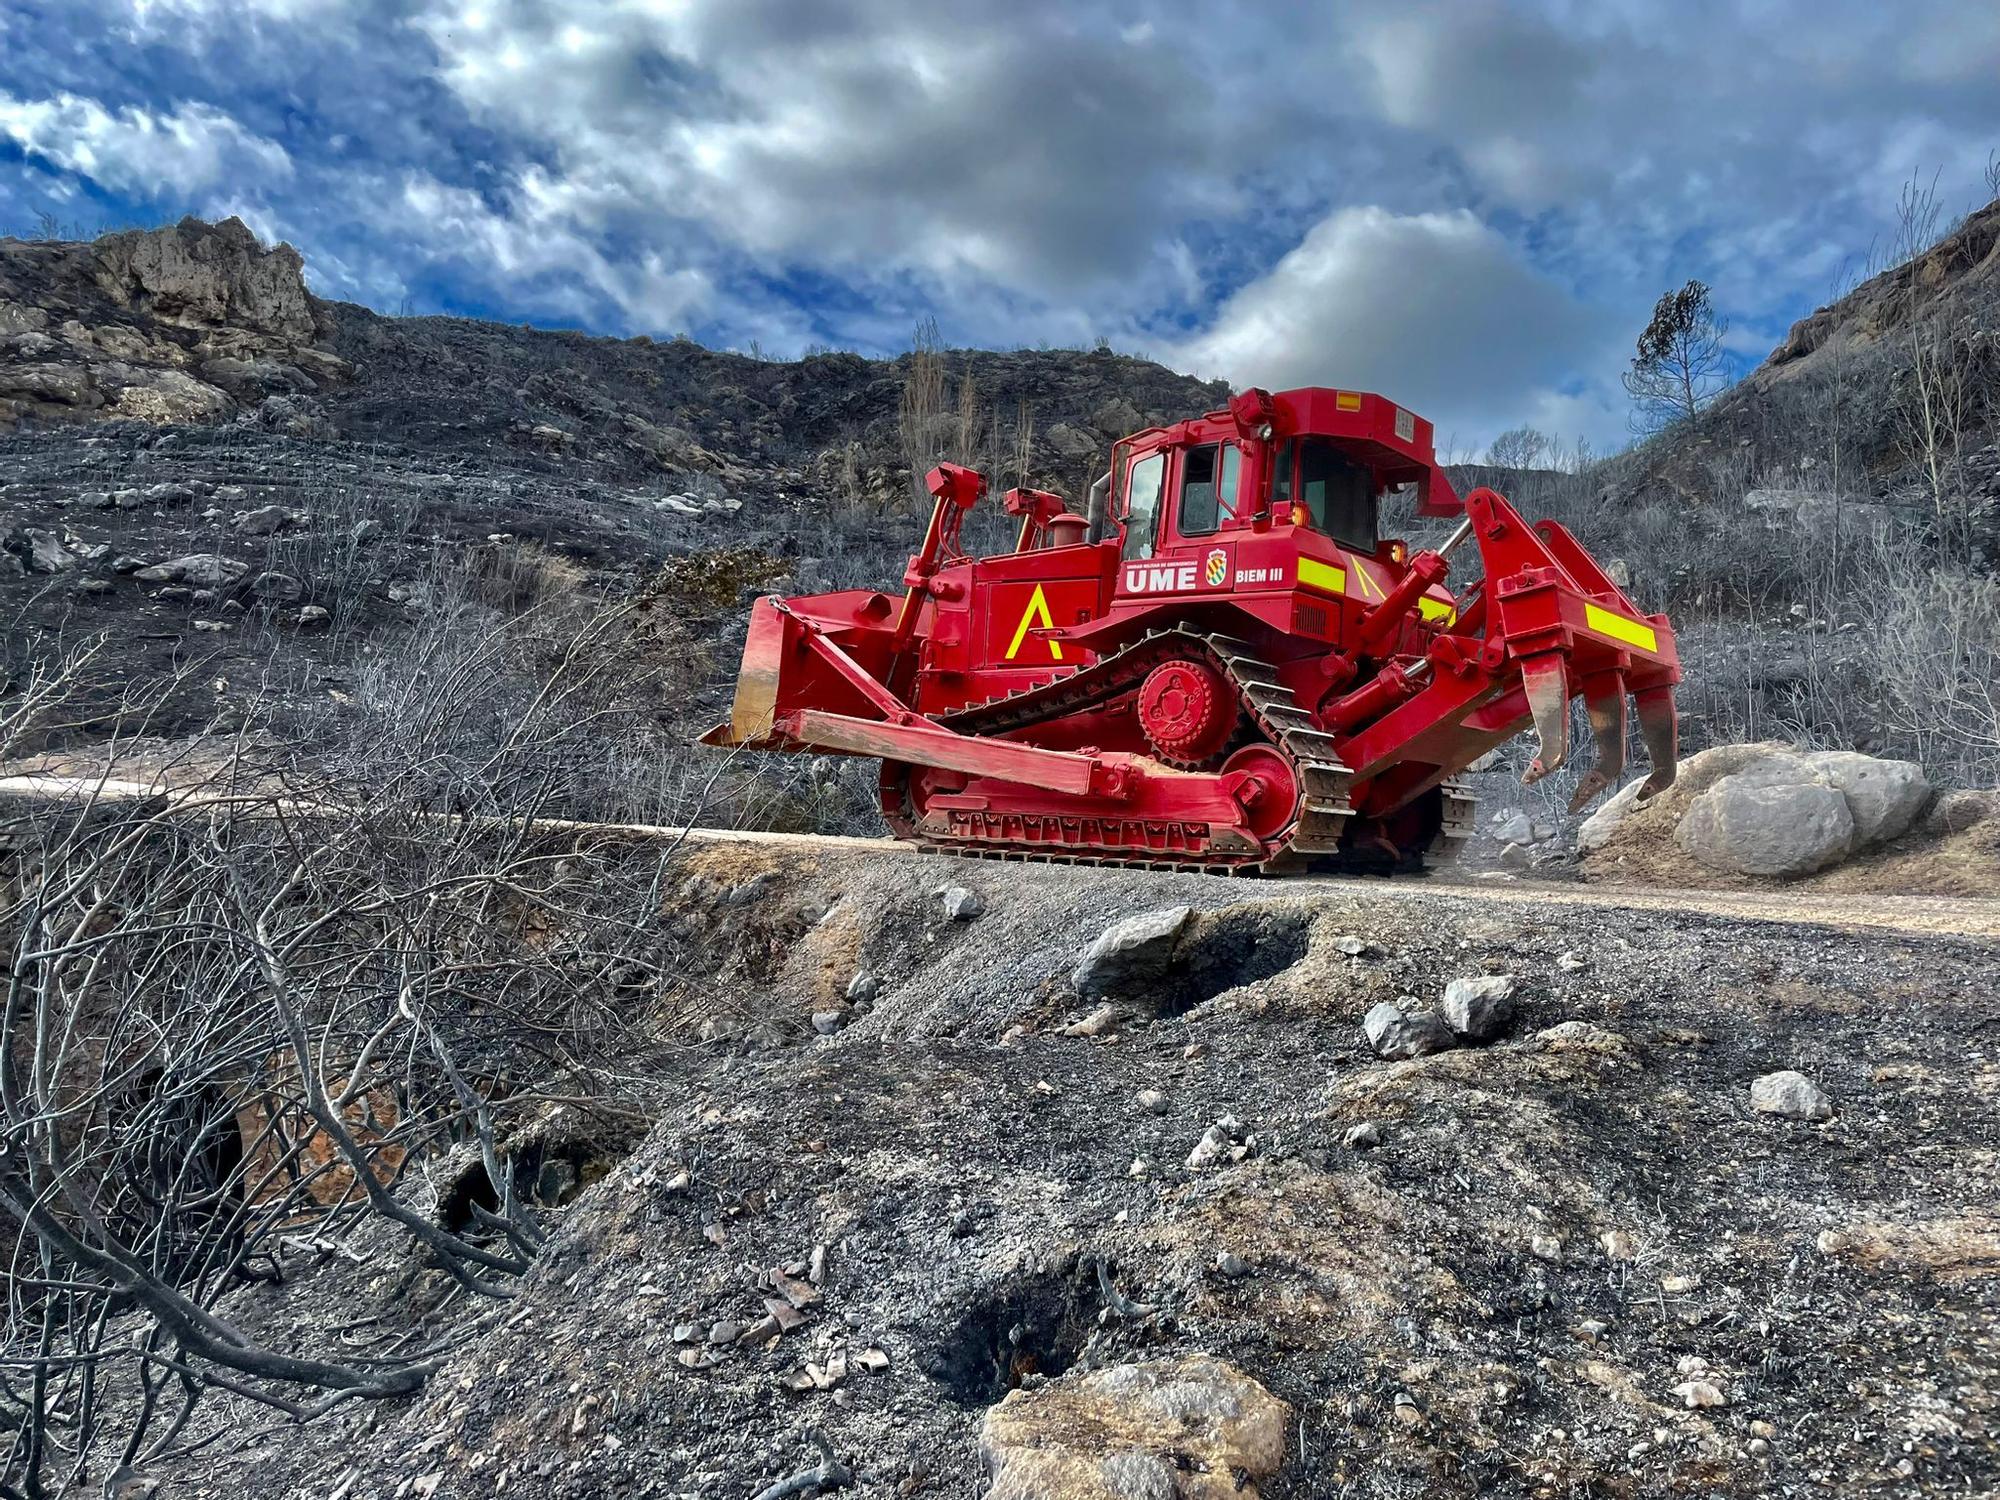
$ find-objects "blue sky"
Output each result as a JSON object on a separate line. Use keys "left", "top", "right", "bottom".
{"left": 2, "top": 0, "right": 1997, "bottom": 452}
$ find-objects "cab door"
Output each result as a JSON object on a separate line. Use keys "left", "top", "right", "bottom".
{"left": 1119, "top": 450, "right": 1167, "bottom": 561}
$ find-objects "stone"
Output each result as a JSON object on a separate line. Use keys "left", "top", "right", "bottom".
{"left": 980, "top": 1355, "right": 1291, "bottom": 1500}
{"left": 1676, "top": 776, "right": 1854, "bottom": 877}
{"left": 1600, "top": 1230, "right": 1639, "bottom": 1262}
{"left": 941, "top": 886, "right": 984, "bottom": 921}
{"left": 1491, "top": 810, "right": 1536, "bottom": 845}
{"left": 23, "top": 529, "right": 77, "bottom": 573}
{"left": 1362, "top": 1000, "right": 1456, "bottom": 1060}
{"left": 845, "top": 972, "right": 881, "bottom": 1004}
{"left": 0, "top": 363, "right": 96, "bottom": 406}
{"left": 1531, "top": 1234, "right": 1563, "bottom": 1263}
{"left": 107, "top": 370, "right": 233, "bottom": 424}
{"left": 1072, "top": 906, "right": 1192, "bottom": 998}
{"left": 811, "top": 1010, "right": 845, "bottom": 1036}
{"left": 1185, "top": 1116, "right": 1245, "bottom": 1171}
{"left": 1672, "top": 1380, "right": 1727, "bottom": 1409}
{"left": 1214, "top": 1251, "right": 1249, "bottom": 1278}
{"left": 1043, "top": 422, "right": 1102, "bottom": 460}
{"left": 1090, "top": 397, "right": 1144, "bottom": 436}
{"left": 133, "top": 553, "right": 247, "bottom": 589}
{"left": 1577, "top": 777, "right": 1649, "bottom": 852}
{"left": 1440, "top": 975, "right": 1515, "bottom": 1041}
{"left": 1803, "top": 751, "right": 1931, "bottom": 847}
{"left": 1063, "top": 1002, "right": 1127, "bottom": 1038}
{"left": 250, "top": 570, "right": 302, "bottom": 601}
{"left": 1135, "top": 1088, "right": 1169, "bottom": 1116}
{"left": 253, "top": 394, "right": 330, "bottom": 437}
{"left": 1341, "top": 1121, "right": 1381, "bottom": 1150}
{"left": 1333, "top": 934, "right": 1369, "bottom": 957}
{"left": 1531, "top": 1021, "right": 1627, "bottom": 1055}
{"left": 233, "top": 504, "right": 289, "bottom": 535}
{"left": 296, "top": 605, "right": 331, "bottom": 628}
{"left": 1749, "top": 1070, "right": 1834, "bottom": 1122}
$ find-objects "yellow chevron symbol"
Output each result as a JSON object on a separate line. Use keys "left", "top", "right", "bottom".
{"left": 1005, "top": 583, "right": 1063, "bottom": 661}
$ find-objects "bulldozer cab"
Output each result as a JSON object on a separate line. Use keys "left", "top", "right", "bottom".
{"left": 1109, "top": 393, "right": 1429, "bottom": 571}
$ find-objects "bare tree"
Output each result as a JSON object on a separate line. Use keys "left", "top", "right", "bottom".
{"left": 1486, "top": 426, "right": 1552, "bottom": 470}
{"left": 1623, "top": 280, "right": 1730, "bottom": 435}
{"left": 1012, "top": 398, "right": 1036, "bottom": 489}
{"left": 1886, "top": 173, "right": 1978, "bottom": 556}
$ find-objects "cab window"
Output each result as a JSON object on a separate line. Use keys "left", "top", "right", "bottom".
{"left": 1297, "top": 439, "right": 1376, "bottom": 550}
{"left": 1175, "top": 444, "right": 1240, "bottom": 535}
{"left": 1121, "top": 451, "right": 1166, "bottom": 560}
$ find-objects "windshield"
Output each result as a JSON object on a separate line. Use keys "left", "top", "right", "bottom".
{"left": 1296, "top": 439, "right": 1376, "bottom": 550}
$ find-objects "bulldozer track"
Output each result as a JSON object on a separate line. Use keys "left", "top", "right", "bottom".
{"left": 884, "top": 627, "right": 1474, "bottom": 875}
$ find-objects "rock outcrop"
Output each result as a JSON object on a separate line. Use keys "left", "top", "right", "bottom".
{"left": 0, "top": 216, "right": 346, "bottom": 428}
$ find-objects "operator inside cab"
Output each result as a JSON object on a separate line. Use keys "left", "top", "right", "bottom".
{"left": 1272, "top": 439, "right": 1376, "bottom": 551}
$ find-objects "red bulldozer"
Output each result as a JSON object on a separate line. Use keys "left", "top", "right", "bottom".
{"left": 705, "top": 386, "right": 1679, "bottom": 873}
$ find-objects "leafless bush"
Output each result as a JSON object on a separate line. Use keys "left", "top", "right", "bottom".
{"left": 897, "top": 317, "right": 947, "bottom": 505}
{"left": 0, "top": 632, "right": 692, "bottom": 1489}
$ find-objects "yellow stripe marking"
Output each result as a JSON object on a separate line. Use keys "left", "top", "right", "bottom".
{"left": 1584, "top": 602, "right": 1658, "bottom": 653}
{"left": 1418, "top": 597, "right": 1456, "bottom": 624}
{"left": 1335, "top": 391, "right": 1362, "bottom": 411}
{"left": 1297, "top": 556, "right": 1345, "bottom": 595}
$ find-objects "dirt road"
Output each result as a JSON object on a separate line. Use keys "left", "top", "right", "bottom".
{"left": 7, "top": 770, "right": 1995, "bottom": 940}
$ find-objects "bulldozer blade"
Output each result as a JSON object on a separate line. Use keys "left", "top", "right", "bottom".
{"left": 1519, "top": 653, "right": 1570, "bottom": 786}
{"left": 1634, "top": 685, "right": 1679, "bottom": 800}
{"left": 1566, "top": 674, "right": 1628, "bottom": 813}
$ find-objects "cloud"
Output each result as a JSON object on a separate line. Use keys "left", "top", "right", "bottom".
{"left": 1178, "top": 207, "right": 1612, "bottom": 442}
{"left": 2, "top": 0, "right": 1997, "bottom": 449}
{"left": 0, "top": 90, "right": 291, "bottom": 198}
{"left": 405, "top": 0, "right": 1234, "bottom": 301}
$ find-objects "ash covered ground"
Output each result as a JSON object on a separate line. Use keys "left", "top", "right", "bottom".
{"left": 146, "top": 843, "right": 1999, "bottom": 1500}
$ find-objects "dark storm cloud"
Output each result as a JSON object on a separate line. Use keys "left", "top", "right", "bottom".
{"left": 1, "top": 0, "right": 1996, "bottom": 447}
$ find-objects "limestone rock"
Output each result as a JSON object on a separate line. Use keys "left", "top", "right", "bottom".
{"left": 91, "top": 217, "right": 319, "bottom": 342}
{"left": 1363, "top": 1000, "right": 1456, "bottom": 1060}
{"left": 104, "top": 370, "right": 232, "bottom": 424}
{"left": 0, "top": 363, "right": 96, "bottom": 406}
{"left": 1676, "top": 776, "right": 1854, "bottom": 877}
{"left": 1803, "top": 751, "right": 1931, "bottom": 847}
{"left": 1750, "top": 1070, "right": 1834, "bottom": 1121}
{"left": 1044, "top": 422, "right": 1102, "bottom": 460}
{"left": 1090, "top": 397, "right": 1144, "bottom": 436}
{"left": 1441, "top": 976, "right": 1515, "bottom": 1041}
{"left": 1577, "top": 777, "right": 1648, "bottom": 852}
{"left": 941, "top": 886, "right": 984, "bottom": 921}
{"left": 234, "top": 505, "right": 289, "bottom": 535}
{"left": 1072, "top": 906, "right": 1192, "bottom": 999}
{"left": 981, "top": 1355, "right": 1290, "bottom": 1500}
{"left": 133, "top": 554, "right": 247, "bottom": 589}
{"left": 250, "top": 570, "right": 302, "bottom": 602}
